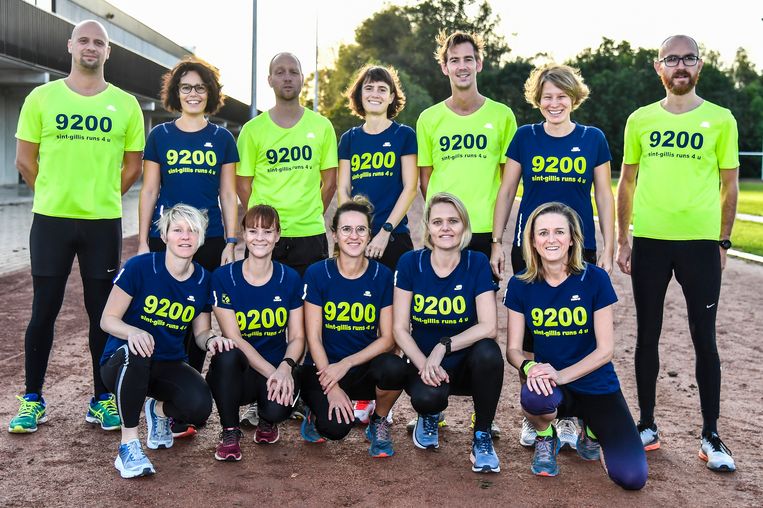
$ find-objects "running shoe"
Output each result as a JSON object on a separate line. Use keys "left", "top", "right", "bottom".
{"left": 470, "top": 430, "right": 500, "bottom": 473}
{"left": 215, "top": 428, "right": 243, "bottom": 461}
{"left": 699, "top": 432, "right": 736, "bottom": 472}
{"left": 366, "top": 417, "right": 394, "bottom": 458}
{"left": 254, "top": 420, "right": 280, "bottom": 444}
{"left": 170, "top": 419, "right": 197, "bottom": 439}
{"left": 412, "top": 413, "right": 440, "bottom": 449}
{"left": 575, "top": 423, "right": 600, "bottom": 461}
{"left": 407, "top": 412, "right": 447, "bottom": 432}
{"left": 240, "top": 403, "right": 259, "bottom": 428}
{"left": 145, "top": 398, "right": 173, "bottom": 450}
{"left": 637, "top": 421, "right": 660, "bottom": 451}
{"left": 531, "top": 431, "right": 560, "bottom": 477}
{"left": 291, "top": 397, "right": 306, "bottom": 421}
{"left": 8, "top": 394, "right": 47, "bottom": 433}
{"left": 519, "top": 417, "right": 537, "bottom": 447}
{"left": 86, "top": 393, "right": 121, "bottom": 431}
{"left": 353, "top": 400, "right": 376, "bottom": 424}
{"left": 300, "top": 407, "right": 325, "bottom": 443}
{"left": 555, "top": 417, "right": 578, "bottom": 451}
{"left": 470, "top": 412, "right": 501, "bottom": 439}
{"left": 114, "top": 439, "right": 155, "bottom": 479}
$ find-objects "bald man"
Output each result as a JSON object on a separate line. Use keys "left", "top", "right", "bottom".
{"left": 617, "top": 34, "right": 739, "bottom": 472}
{"left": 11, "top": 20, "right": 144, "bottom": 434}
{"left": 236, "top": 52, "right": 337, "bottom": 277}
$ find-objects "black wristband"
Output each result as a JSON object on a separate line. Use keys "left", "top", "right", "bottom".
{"left": 439, "top": 336, "right": 452, "bottom": 355}
{"left": 280, "top": 358, "right": 297, "bottom": 371}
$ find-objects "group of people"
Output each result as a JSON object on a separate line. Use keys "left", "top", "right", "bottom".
{"left": 10, "top": 19, "right": 739, "bottom": 488}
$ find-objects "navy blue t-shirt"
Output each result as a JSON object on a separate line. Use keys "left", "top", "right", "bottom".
{"left": 503, "top": 263, "right": 619, "bottom": 394}
{"left": 210, "top": 260, "right": 303, "bottom": 365}
{"left": 506, "top": 123, "right": 611, "bottom": 251}
{"left": 101, "top": 252, "right": 212, "bottom": 364}
{"left": 394, "top": 249, "right": 495, "bottom": 367}
{"left": 303, "top": 258, "right": 393, "bottom": 365}
{"left": 337, "top": 121, "right": 417, "bottom": 234}
{"left": 144, "top": 121, "right": 239, "bottom": 238}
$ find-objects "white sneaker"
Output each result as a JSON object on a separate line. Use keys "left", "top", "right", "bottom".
{"left": 699, "top": 432, "right": 736, "bottom": 472}
{"left": 240, "top": 403, "right": 259, "bottom": 427}
{"left": 519, "top": 417, "right": 536, "bottom": 447}
{"left": 352, "top": 400, "right": 375, "bottom": 424}
{"left": 554, "top": 417, "right": 578, "bottom": 450}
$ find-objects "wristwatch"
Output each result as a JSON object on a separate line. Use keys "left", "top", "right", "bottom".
{"left": 439, "top": 336, "right": 452, "bottom": 355}
{"left": 719, "top": 239, "right": 732, "bottom": 250}
{"left": 280, "top": 358, "right": 297, "bottom": 371}
{"left": 491, "top": 237, "right": 502, "bottom": 244}
{"left": 382, "top": 222, "right": 394, "bottom": 233}
{"left": 226, "top": 237, "right": 238, "bottom": 244}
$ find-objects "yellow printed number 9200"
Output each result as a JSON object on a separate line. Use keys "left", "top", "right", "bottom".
{"left": 413, "top": 294, "right": 466, "bottom": 315}
{"left": 166, "top": 149, "right": 217, "bottom": 166}
{"left": 143, "top": 295, "right": 196, "bottom": 322}
{"left": 530, "top": 306, "right": 587, "bottom": 327}
{"left": 324, "top": 301, "right": 376, "bottom": 323}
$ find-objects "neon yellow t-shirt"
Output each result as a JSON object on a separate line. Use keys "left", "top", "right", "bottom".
{"left": 16, "top": 80, "right": 145, "bottom": 219}
{"left": 417, "top": 98, "right": 517, "bottom": 233}
{"left": 623, "top": 101, "right": 738, "bottom": 240}
{"left": 237, "top": 109, "right": 338, "bottom": 237}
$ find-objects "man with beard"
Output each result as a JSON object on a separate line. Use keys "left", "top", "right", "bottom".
{"left": 10, "top": 20, "right": 144, "bottom": 434}
{"left": 236, "top": 53, "right": 337, "bottom": 277}
{"left": 616, "top": 35, "right": 739, "bottom": 472}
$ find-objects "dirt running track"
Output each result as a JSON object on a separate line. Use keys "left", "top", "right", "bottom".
{"left": 0, "top": 203, "right": 761, "bottom": 506}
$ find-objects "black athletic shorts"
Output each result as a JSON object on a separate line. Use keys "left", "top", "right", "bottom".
{"left": 30, "top": 213, "right": 121, "bottom": 279}
{"left": 272, "top": 233, "right": 329, "bottom": 277}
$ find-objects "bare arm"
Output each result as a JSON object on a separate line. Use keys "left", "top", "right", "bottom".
{"left": 320, "top": 168, "right": 337, "bottom": 212}
{"left": 719, "top": 168, "right": 739, "bottom": 270}
{"left": 615, "top": 163, "right": 639, "bottom": 274}
{"left": 304, "top": 301, "right": 331, "bottom": 372}
{"left": 236, "top": 173, "right": 253, "bottom": 212}
{"left": 506, "top": 308, "right": 529, "bottom": 370}
{"left": 392, "top": 287, "right": 427, "bottom": 371}
{"left": 490, "top": 159, "right": 521, "bottom": 278}
{"left": 419, "top": 165, "right": 433, "bottom": 200}
{"left": 100, "top": 285, "right": 155, "bottom": 357}
{"left": 213, "top": 305, "right": 276, "bottom": 376}
{"left": 137, "top": 160, "right": 161, "bottom": 254}
{"left": 554, "top": 305, "right": 614, "bottom": 385}
{"left": 219, "top": 163, "right": 239, "bottom": 265}
{"left": 15, "top": 140, "right": 40, "bottom": 191}
{"left": 593, "top": 161, "right": 615, "bottom": 273}
{"left": 337, "top": 159, "right": 352, "bottom": 205}
{"left": 121, "top": 151, "right": 143, "bottom": 195}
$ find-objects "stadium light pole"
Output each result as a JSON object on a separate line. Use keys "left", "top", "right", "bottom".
{"left": 314, "top": 12, "right": 319, "bottom": 112}
{"left": 250, "top": 0, "right": 258, "bottom": 118}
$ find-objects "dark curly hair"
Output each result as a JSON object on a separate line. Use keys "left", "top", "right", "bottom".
{"left": 161, "top": 57, "right": 225, "bottom": 115}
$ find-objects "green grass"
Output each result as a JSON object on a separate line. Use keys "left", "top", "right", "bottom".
{"left": 731, "top": 220, "right": 763, "bottom": 257}
{"left": 738, "top": 180, "right": 763, "bottom": 216}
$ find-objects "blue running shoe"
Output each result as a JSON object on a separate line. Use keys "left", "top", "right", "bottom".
{"left": 576, "top": 422, "right": 600, "bottom": 461}
{"left": 8, "top": 394, "right": 47, "bottom": 433}
{"left": 532, "top": 433, "right": 560, "bottom": 477}
{"left": 412, "top": 413, "right": 439, "bottom": 449}
{"left": 300, "top": 407, "right": 325, "bottom": 443}
{"left": 366, "top": 417, "right": 394, "bottom": 458}
{"left": 470, "top": 430, "right": 500, "bottom": 473}
{"left": 114, "top": 439, "right": 155, "bottom": 479}
{"left": 145, "top": 398, "right": 173, "bottom": 450}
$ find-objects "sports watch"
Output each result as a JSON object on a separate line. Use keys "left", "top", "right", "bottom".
{"left": 382, "top": 222, "right": 394, "bottom": 233}
{"left": 439, "top": 336, "right": 452, "bottom": 355}
{"left": 719, "top": 239, "right": 732, "bottom": 250}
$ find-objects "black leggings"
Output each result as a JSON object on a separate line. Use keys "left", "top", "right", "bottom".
{"left": 521, "top": 385, "right": 648, "bottom": 490}
{"left": 301, "top": 354, "right": 406, "bottom": 440}
{"left": 25, "top": 275, "right": 112, "bottom": 398}
{"left": 631, "top": 238, "right": 722, "bottom": 431}
{"left": 205, "top": 348, "right": 297, "bottom": 428}
{"left": 100, "top": 345, "right": 212, "bottom": 428}
{"left": 397, "top": 339, "right": 504, "bottom": 433}
{"left": 149, "top": 236, "right": 226, "bottom": 372}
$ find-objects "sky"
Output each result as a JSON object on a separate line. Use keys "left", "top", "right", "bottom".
{"left": 106, "top": 0, "right": 763, "bottom": 110}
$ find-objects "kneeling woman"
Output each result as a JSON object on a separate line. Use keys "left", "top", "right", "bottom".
{"left": 300, "top": 197, "right": 403, "bottom": 457}
{"left": 206, "top": 205, "right": 305, "bottom": 461}
{"left": 100, "top": 204, "right": 230, "bottom": 479}
{"left": 392, "top": 192, "right": 503, "bottom": 473}
{"left": 504, "top": 202, "right": 647, "bottom": 489}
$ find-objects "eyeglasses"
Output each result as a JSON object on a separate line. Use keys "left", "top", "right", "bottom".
{"left": 659, "top": 55, "right": 700, "bottom": 67}
{"left": 179, "top": 83, "right": 208, "bottom": 94}
{"left": 337, "top": 225, "right": 369, "bottom": 237}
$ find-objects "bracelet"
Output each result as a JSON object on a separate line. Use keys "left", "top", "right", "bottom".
{"left": 491, "top": 237, "right": 502, "bottom": 244}
{"left": 225, "top": 237, "right": 238, "bottom": 244}
{"left": 205, "top": 335, "right": 218, "bottom": 350}
{"left": 520, "top": 359, "right": 537, "bottom": 376}
{"left": 280, "top": 358, "right": 297, "bottom": 371}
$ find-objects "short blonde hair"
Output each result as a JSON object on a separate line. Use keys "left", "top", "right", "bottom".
{"left": 157, "top": 204, "right": 208, "bottom": 247}
{"left": 524, "top": 64, "right": 590, "bottom": 110}
{"left": 423, "top": 192, "right": 472, "bottom": 251}
{"left": 519, "top": 202, "right": 584, "bottom": 283}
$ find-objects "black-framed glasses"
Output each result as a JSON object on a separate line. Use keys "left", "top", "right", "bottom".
{"left": 337, "top": 225, "right": 369, "bottom": 237}
{"left": 179, "top": 83, "right": 208, "bottom": 94}
{"left": 659, "top": 55, "right": 700, "bottom": 67}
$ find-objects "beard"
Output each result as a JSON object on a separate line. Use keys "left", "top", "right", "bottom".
{"left": 661, "top": 69, "right": 699, "bottom": 95}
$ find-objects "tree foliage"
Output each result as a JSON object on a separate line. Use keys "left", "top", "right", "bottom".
{"left": 314, "top": 0, "right": 763, "bottom": 177}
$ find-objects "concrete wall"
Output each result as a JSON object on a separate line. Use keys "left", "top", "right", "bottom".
{"left": 0, "top": 86, "right": 36, "bottom": 186}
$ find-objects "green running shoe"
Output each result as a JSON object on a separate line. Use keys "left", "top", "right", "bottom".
{"left": 86, "top": 394, "right": 121, "bottom": 431}
{"left": 8, "top": 394, "right": 48, "bottom": 433}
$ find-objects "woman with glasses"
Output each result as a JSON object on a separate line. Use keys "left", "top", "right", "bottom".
{"left": 504, "top": 202, "right": 646, "bottom": 489}
{"left": 390, "top": 192, "right": 503, "bottom": 473}
{"left": 137, "top": 58, "right": 239, "bottom": 419}
{"left": 299, "top": 196, "right": 405, "bottom": 457}
{"left": 206, "top": 205, "right": 305, "bottom": 461}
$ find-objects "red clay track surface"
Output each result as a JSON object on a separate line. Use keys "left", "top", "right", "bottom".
{"left": 1, "top": 210, "right": 761, "bottom": 506}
